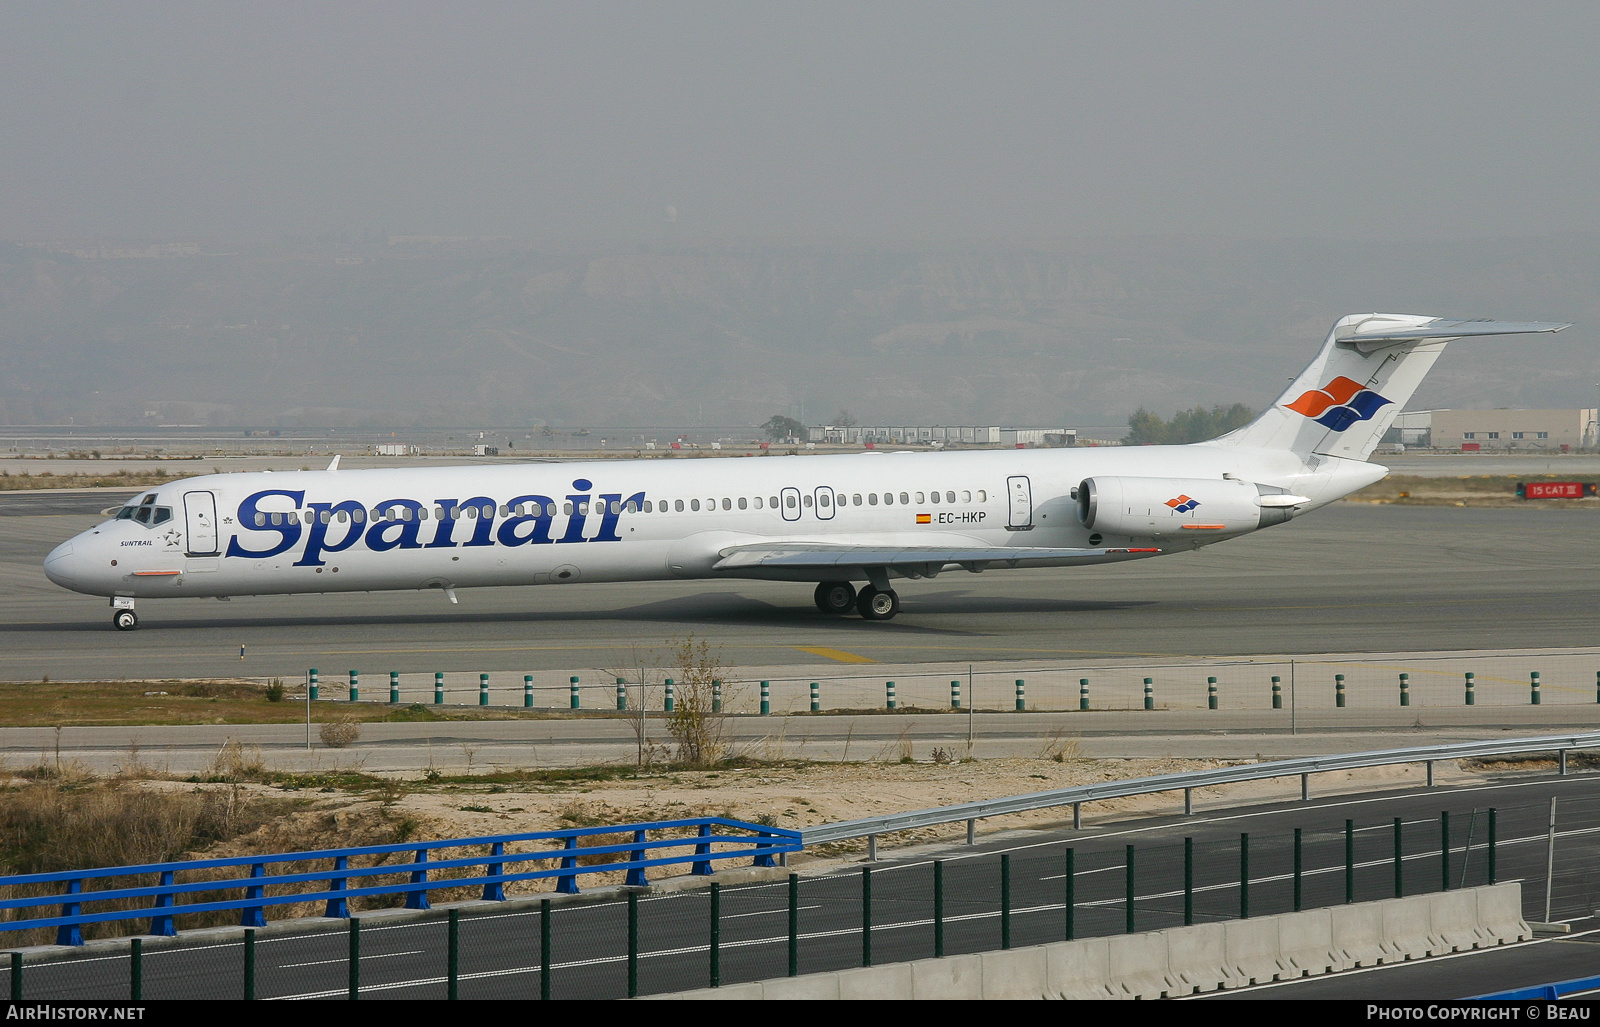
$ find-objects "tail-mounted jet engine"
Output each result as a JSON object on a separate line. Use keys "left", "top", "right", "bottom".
{"left": 1075, "top": 476, "right": 1308, "bottom": 538}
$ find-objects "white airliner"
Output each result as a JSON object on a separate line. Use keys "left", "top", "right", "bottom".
{"left": 44, "top": 313, "right": 1570, "bottom": 630}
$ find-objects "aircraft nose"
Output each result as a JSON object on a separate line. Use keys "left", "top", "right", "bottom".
{"left": 43, "top": 539, "right": 81, "bottom": 587}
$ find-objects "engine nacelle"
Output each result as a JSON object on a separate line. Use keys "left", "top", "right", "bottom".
{"left": 1076, "top": 476, "right": 1305, "bottom": 538}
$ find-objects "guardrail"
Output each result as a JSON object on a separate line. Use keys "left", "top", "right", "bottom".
{"left": 802, "top": 731, "right": 1600, "bottom": 847}
{"left": 0, "top": 817, "right": 798, "bottom": 947}
{"left": 1476, "top": 973, "right": 1600, "bottom": 1001}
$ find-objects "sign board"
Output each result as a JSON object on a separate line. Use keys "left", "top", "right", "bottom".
{"left": 1517, "top": 482, "right": 1596, "bottom": 499}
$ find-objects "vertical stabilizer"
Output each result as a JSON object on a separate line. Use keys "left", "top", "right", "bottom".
{"left": 1213, "top": 314, "right": 1571, "bottom": 461}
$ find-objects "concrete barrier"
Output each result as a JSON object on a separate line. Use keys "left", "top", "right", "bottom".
{"left": 649, "top": 883, "right": 1529, "bottom": 1000}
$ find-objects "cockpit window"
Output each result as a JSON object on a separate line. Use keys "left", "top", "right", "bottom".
{"left": 117, "top": 501, "right": 173, "bottom": 526}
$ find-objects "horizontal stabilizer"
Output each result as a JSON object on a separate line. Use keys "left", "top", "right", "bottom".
{"left": 714, "top": 542, "right": 1158, "bottom": 574}
{"left": 1345, "top": 319, "right": 1571, "bottom": 343}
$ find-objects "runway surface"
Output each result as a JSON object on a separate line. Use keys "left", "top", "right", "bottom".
{"left": 3, "top": 501, "right": 1599, "bottom": 683}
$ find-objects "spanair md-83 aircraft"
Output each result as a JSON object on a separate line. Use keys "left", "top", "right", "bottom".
{"left": 44, "top": 313, "right": 1570, "bottom": 630}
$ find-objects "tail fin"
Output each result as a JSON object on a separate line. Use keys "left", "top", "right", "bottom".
{"left": 1214, "top": 313, "right": 1571, "bottom": 461}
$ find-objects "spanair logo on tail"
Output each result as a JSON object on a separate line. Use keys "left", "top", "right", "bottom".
{"left": 1284, "top": 376, "right": 1392, "bottom": 432}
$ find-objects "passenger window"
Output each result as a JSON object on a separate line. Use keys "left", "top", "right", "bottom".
{"left": 352, "top": 509, "right": 366, "bottom": 524}
{"left": 917, "top": 492, "right": 926, "bottom": 504}
{"left": 836, "top": 494, "right": 846, "bottom": 506}
{"left": 675, "top": 500, "right": 685, "bottom": 512}
{"left": 785, "top": 494, "right": 797, "bottom": 509}
{"left": 882, "top": 493, "right": 892, "bottom": 505}
{"left": 977, "top": 490, "right": 987, "bottom": 502}
{"left": 769, "top": 496, "right": 779, "bottom": 507}
{"left": 420, "top": 508, "right": 430, "bottom": 520}
{"left": 320, "top": 510, "right": 330, "bottom": 524}
{"left": 899, "top": 492, "right": 909, "bottom": 505}
{"left": 962, "top": 491, "right": 971, "bottom": 503}
{"left": 754, "top": 497, "right": 763, "bottom": 509}
{"left": 802, "top": 494, "right": 813, "bottom": 507}
{"left": 563, "top": 502, "right": 573, "bottom": 515}
{"left": 612, "top": 501, "right": 622, "bottom": 514}
{"left": 819, "top": 493, "right": 831, "bottom": 507}
{"left": 867, "top": 493, "right": 877, "bottom": 506}
{"left": 253, "top": 512, "right": 265, "bottom": 526}
{"left": 338, "top": 511, "right": 349, "bottom": 523}
{"left": 946, "top": 491, "right": 956, "bottom": 503}
{"left": 463, "top": 507, "right": 476, "bottom": 520}
{"left": 691, "top": 499, "right": 700, "bottom": 511}
{"left": 626, "top": 501, "right": 638, "bottom": 513}
{"left": 737, "top": 497, "right": 747, "bottom": 510}
{"left": 643, "top": 500, "right": 652, "bottom": 512}
{"left": 721, "top": 498, "right": 731, "bottom": 511}
{"left": 853, "top": 494, "right": 862, "bottom": 506}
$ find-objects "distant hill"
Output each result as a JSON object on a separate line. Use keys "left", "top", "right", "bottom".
{"left": 1, "top": 235, "right": 1595, "bottom": 428}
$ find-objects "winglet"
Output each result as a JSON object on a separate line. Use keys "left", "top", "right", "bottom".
{"left": 326, "top": 455, "right": 341, "bottom": 472}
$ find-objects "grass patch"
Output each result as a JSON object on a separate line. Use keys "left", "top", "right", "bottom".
{"left": 0, "top": 680, "right": 628, "bottom": 728}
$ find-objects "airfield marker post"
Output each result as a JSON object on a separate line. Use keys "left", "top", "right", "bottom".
{"left": 570, "top": 676, "right": 580, "bottom": 709}
{"left": 348, "top": 670, "right": 358, "bottom": 702}
{"left": 1014, "top": 679, "right": 1025, "bottom": 711}
{"left": 1271, "top": 675, "right": 1281, "bottom": 709}
{"left": 1143, "top": 678, "right": 1153, "bottom": 710}
{"left": 758, "top": 680, "right": 768, "bottom": 715}
{"left": 810, "top": 681, "right": 819, "bottom": 712}
{"left": 664, "top": 679, "right": 675, "bottom": 713}
{"left": 716, "top": 679, "right": 725, "bottom": 714}
{"left": 616, "top": 677, "right": 628, "bottom": 711}
{"left": 524, "top": 675, "right": 533, "bottom": 708}
{"left": 951, "top": 679, "right": 960, "bottom": 709}
{"left": 1335, "top": 673, "right": 1346, "bottom": 708}
{"left": 389, "top": 671, "right": 399, "bottom": 705}
{"left": 478, "top": 673, "right": 488, "bottom": 707}
{"left": 1400, "top": 672, "right": 1410, "bottom": 707}
{"left": 1465, "top": 672, "right": 1475, "bottom": 706}
{"left": 1531, "top": 670, "right": 1541, "bottom": 705}
{"left": 434, "top": 672, "right": 443, "bottom": 705}
{"left": 309, "top": 668, "right": 318, "bottom": 701}
{"left": 1080, "top": 678, "right": 1089, "bottom": 710}
{"left": 1208, "top": 676, "right": 1218, "bottom": 710}
{"left": 886, "top": 680, "right": 896, "bottom": 710}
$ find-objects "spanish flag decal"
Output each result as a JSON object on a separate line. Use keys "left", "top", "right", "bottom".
{"left": 916, "top": 513, "right": 931, "bottom": 524}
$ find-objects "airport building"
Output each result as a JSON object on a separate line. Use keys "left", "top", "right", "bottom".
{"left": 1384, "top": 409, "right": 1597, "bottom": 451}
{"left": 807, "top": 425, "right": 1076, "bottom": 446}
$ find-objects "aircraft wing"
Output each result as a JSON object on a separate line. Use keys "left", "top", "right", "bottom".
{"left": 712, "top": 542, "right": 1160, "bottom": 575}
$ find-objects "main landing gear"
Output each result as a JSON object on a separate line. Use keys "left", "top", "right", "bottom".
{"left": 113, "top": 609, "right": 138, "bottom": 631}
{"left": 814, "top": 580, "right": 900, "bottom": 620}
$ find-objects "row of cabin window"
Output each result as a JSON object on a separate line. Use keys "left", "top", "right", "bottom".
{"left": 251, "top": 488, "right": 991, "bottom": 527}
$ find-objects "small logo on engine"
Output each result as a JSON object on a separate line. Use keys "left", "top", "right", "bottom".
{"left": 1165, "top": 495, "right": 1200, "bottom": 513}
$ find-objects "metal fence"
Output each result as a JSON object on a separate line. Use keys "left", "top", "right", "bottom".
{"left": 298, "top": 649, "right": 1600, "bottom": 714}
{"left": 0, "top": 819, "right": 797, "bottom": 948}
{"left": 3, "top": 793, "right": 1593, "bottom": 1000}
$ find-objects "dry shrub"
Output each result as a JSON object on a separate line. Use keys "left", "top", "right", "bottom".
{"left": 209, "top": 738, "right": 267, "bottom": 781}
{"left": 664, "top": 636, "right": 732, "bottom": 768}
{"left": 319, "top": 716, "right": 361, "bottom": 749}
{"left": 0, "top": 779, "right": 285, "bottom": 944}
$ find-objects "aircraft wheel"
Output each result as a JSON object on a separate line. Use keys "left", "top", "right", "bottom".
{"left": 113, "top": 610, "right": 138, "bottom": 631}
{"left": 856, "top": 586, "right": 900, "bottom": 621}
{"left": 814, "top": 581, "right": 857, "bottom": 615}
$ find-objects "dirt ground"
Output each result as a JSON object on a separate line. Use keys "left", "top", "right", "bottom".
{"left": 181, "top": 752, "right": 1482, "bottom": 878}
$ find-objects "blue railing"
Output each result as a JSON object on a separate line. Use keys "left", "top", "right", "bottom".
{"left": 0, "top": 817, "right": 799, "bottom": 946}
{"left": 1474, "top": 973, "right": 1600, "bottom": 1001}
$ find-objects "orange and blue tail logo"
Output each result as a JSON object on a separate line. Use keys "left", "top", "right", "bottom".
{"left": 1165, "top": 495, "right": 1200, "bottom": 512}
{"left": 1284, "top": 376, "right": 1392, "bottom": 432}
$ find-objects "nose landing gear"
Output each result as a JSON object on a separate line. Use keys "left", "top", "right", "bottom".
{"left": 113, "top": 609, "right": 138, "bottom": 631}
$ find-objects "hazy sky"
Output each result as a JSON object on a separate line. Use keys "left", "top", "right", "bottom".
{"left": 3, "top": 1, "right": 1599, "bottom": 243}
